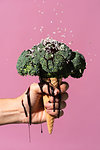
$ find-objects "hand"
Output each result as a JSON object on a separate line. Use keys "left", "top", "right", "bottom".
{"left": 20, "top": 82, "right": 69, "bottom": 124}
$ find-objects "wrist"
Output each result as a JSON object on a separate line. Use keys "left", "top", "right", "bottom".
{"left": 0, "top": 97, "right": 24, "bottom": 125}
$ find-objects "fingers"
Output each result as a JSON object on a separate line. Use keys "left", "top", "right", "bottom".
{"left": 46, "top": 109, "right": 64, "bottom": 118}
{"left": 32, "top": 81, "right": 69, "bottom": 95}
{"left": 49, "top": 92, "right": 68, "bottom": 103}
{"left": 45, "top": 101, "right": 66, "bottom": 110}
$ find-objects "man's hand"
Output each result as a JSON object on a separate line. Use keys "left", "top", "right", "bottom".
{"left": 20, "top": 82, "right": 69, "bottom": 124}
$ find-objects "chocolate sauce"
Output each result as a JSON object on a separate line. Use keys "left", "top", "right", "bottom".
{"left": 26, "top": 87, "right": 32, "bottom": 125}
{"left": 38, "top": 78, "right": 61, "bottom": 114}
{"left": 57, "top": 79, "right": 61, "bottom": 118}
{"left": 51, "top": 86, "right": 55, "bottom": 112}
{"left": 25, "top": 87, "right": 32, "bottom": 142}
{"left": 41, "top": 124, "right": 43, "bottom": 133}
{"left": 21, "top": 100, "right": 28, "bottom": 117}
{"left": 43, "top": 47, "right": 58, "bottom": 70}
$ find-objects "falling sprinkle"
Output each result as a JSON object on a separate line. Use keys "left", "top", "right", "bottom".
{"left": 41, "top": 11, "right": 44, "bottom": 15}
{"left": 58, "top": 31, "right": 61, "bottom": 33}
{"left": 76, "top": 50, "right": 79, "bottom": 52}
{"left": 38, "top": 10, "right": 41, "bottom": 13}
{"left": 53, "top": 32, "right": 56, "bottom": 34}
{"left": 40, "top": 28, "right": 43, "bottom": 33}
{"left": 47, "top": 34, "right": 50, "bottom": 37}
{"left": 70, "top": 30, "right": 72, "bottom": 33}
{"left": 61, "top": 39, "right": 64, "bottom": 42}
{"left": 61, "top": 35, "right": 66, "bottom": 38}
{"left": 68, "top": 42, "right": 72, "bottom": 45}
{"left": 50, "top": 20, "right": 53, "bottom": 23}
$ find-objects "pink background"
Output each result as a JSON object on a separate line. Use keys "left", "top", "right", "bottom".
{"left": 0, "top": 0, "right": 99, "bottom": 150}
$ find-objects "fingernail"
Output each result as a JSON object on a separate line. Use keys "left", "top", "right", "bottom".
{"left": 54, "top": 89, "right": 59, "bottom": 96}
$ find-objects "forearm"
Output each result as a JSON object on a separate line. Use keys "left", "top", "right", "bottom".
{"left": 0, "top": 97, "right": 24, "bottom": 125}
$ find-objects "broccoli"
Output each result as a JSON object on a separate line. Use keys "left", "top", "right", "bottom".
{"left": 16, "top": 37, "right": 86, "bottom": 134}
{"left": 16, "top": 38, "right": 86, "bottom": 79}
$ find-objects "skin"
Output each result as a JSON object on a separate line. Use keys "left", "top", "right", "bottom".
{"left": 0, "top": 82, "right": 69, "bottom": 125}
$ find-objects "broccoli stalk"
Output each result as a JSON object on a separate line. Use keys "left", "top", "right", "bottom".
{"left": 16, "top": 37, "right": 86, "bottom": 134}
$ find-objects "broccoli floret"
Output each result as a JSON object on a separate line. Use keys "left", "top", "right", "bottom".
{"left": 70, "top": 51, "right": 86, "bottom": 78}
{"left": 16, "top": 49, "right": 40, "bottom": 76}
{"left": 16, "top": 38, "right": 86, "bottom": 79}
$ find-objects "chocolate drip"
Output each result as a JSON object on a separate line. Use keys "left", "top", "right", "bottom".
{"left": 57, "top": 79, "right": 61, "bottom": 118}
{"left": 21, "top": 100, "right": 28, "bottom": 117}
{"left": 51, "top": 86, "right": 55, "bottom": 112}
{"left": 26, "top": 87, "right": 32, "bottom": 125}
{"left": 43, "top": 47, "right": 57, "bottom": 70}
{"left": 41, "top": 124, "right": 43, "bottom": 133}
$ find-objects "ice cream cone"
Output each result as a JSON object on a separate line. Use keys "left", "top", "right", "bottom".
{"left": 43, "top": 78, "right": 62, "bottom": 134}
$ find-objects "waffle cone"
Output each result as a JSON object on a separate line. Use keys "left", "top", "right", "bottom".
{"left": 43, "top": 78, "right": 62, "bottom": 134}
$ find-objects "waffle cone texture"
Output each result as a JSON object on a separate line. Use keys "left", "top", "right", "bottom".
{"left": 43, "top": 78, "right": 62, "bottom": 134}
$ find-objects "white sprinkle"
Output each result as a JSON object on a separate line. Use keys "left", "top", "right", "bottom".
{"left": 41, "top": 11, "right": 44, "bottom": 14}
{"left": 76, "top": 50, "right": 79, "bottom": 51}
{"left": 58, "top": 31, "right": 61, "bottom": 33}
{"left": 50, "top": 20, "right": 53, "bottom": 23}
{"left": 79, "top": 69, "right": 82, "bottom": 73}
{"left": 69, "top": 42, "right": 72, "bottom": 45}
{"left": 47, "top": 34, "right": 50, "bottom": 37}
{"left": 53, "top": 32, "right": 56, "bottom": 34}
{"left": 71, "top": 70, "right": 74, "bottom": 73}
{"left": 61, "top": 39, "right": 64, "bottom": 42}
{"left": 70, "top": 30, "right": 72, "bottom": 33}
{"left": 61, "top": 35, "right": 66, "bottom": 38}
{"left": 38, "top": 10, "right": 41, "bottom": 13}
{"left": 40, "top": 28, "right": 43, "bottom": 33}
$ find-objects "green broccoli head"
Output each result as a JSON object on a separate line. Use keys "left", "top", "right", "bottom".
{"left": 70, "top": 51, "right": 86, "bottom": 78}
{"left": 16, "top": 48, "right": 40, "bottom": 76}
{"left": 16, "top": 38, "right": 86, "bottom": 79}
